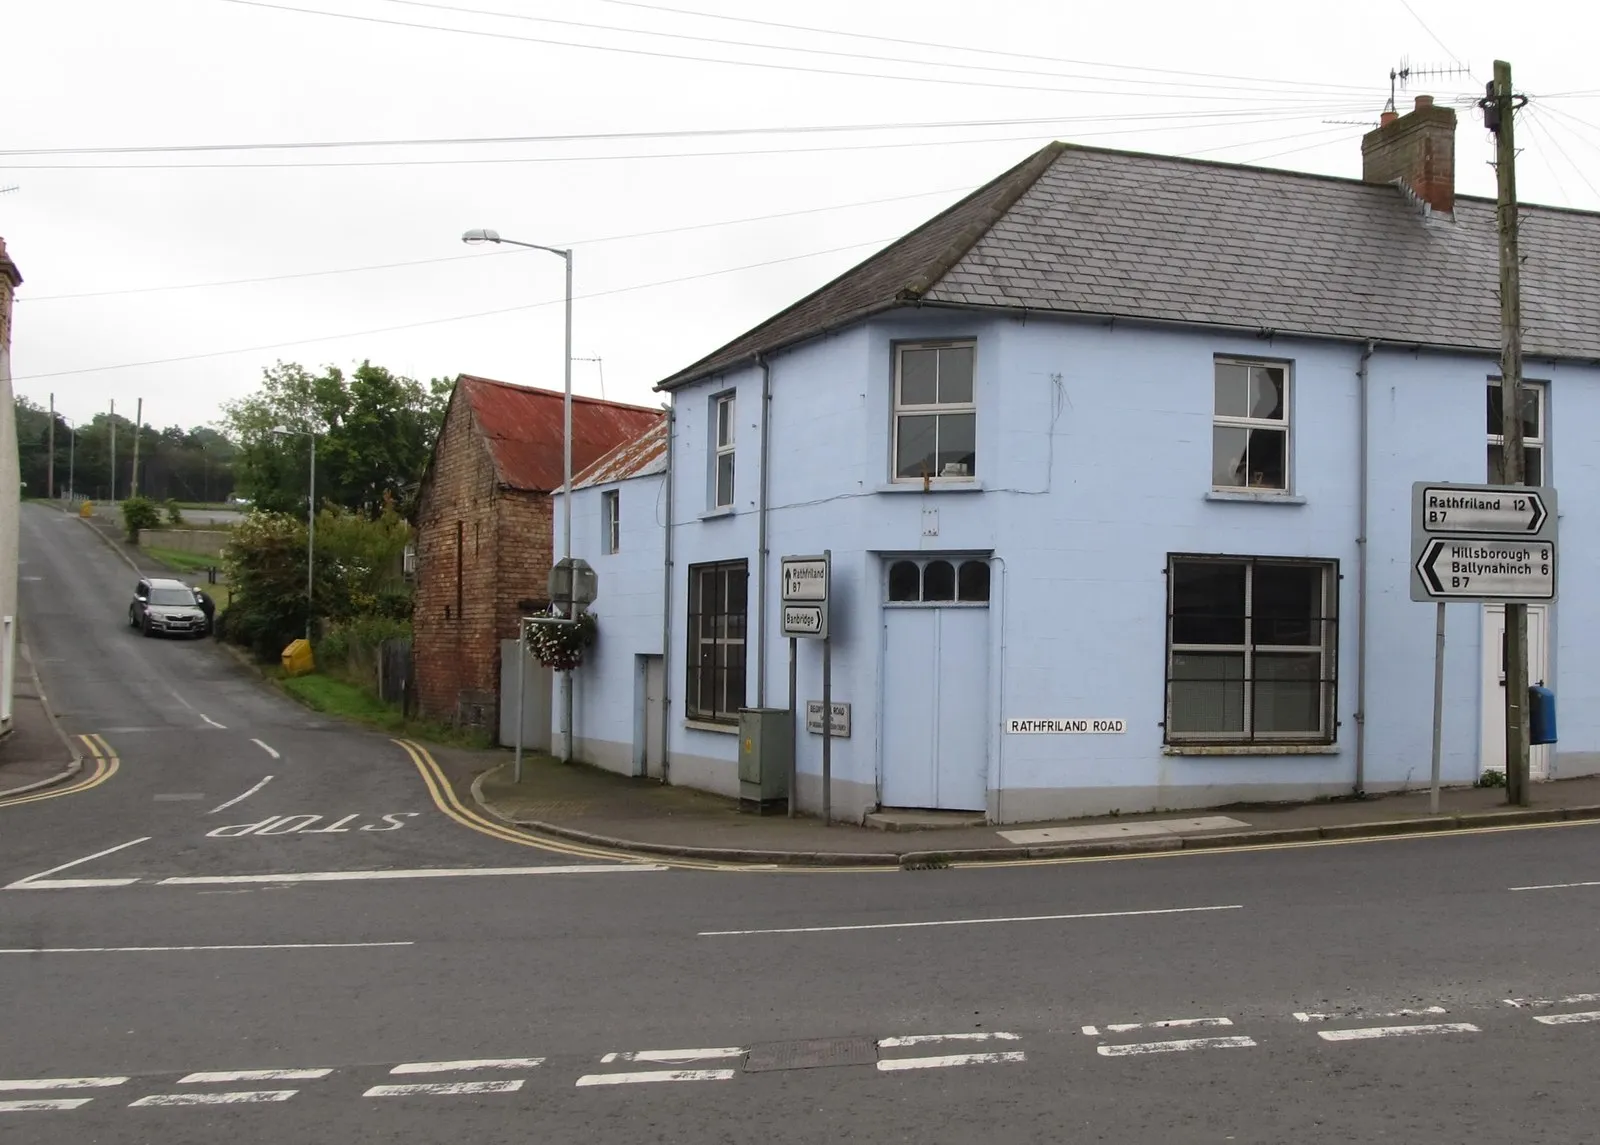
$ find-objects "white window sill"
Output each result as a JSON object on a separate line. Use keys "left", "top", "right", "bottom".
{"left": 1205, "top": 490, "right": 1306, "bottom": 505}
{"left": 684, "top": 719, "right": 738, "bottom": 735}
{"left": 698, "top": 507, "right": 738, "bottom": 521}
{"left": 1163, "top": 744, "right": 1339, "bottom": 756}
{"left": 876, "top": 481, "right": 985, "bottom": 494}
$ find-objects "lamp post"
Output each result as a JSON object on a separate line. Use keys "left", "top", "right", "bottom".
{"left": 462, "top": 227, "right": 574, "bottom": 764}
{"left": 270, "top": 428, "right": 317, "bottom": 641}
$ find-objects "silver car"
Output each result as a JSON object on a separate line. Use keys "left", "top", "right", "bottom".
{"left": 129, "top": 577, "right": 208, "bottom": 638}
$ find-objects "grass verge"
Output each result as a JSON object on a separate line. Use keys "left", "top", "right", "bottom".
{"left": 274, "top": 669, "right": 492, "bottom": 748}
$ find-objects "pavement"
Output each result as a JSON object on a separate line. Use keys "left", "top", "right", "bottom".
{"left": 457, "top": 745, "right": 1600, "bottom": 866}
{"left": 13, "top": 498, "right": 1600, "bottom": 1144}
{"left": 0, "top": 642, "right": 81, "bottom": 797}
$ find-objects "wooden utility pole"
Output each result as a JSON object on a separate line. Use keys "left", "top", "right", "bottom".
{"left": 1486, "top": 59, "right": 1531, "bottom": 805}
{"left": 130, "top": 397, "right": 143, "bottom": 498}
{"left": 46, "top": 393, "right": 55, "bottom": 499}
{"left": 109, "top": 399, "right": 116, "bottom": 502}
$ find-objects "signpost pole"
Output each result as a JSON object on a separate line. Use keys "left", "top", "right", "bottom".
{"left": 514, "top": 619, "right": 526, "bottom": 785}
{"left": 787, "top": 636, "right": 797, "bottom": 819}
{"left": 1430, "top": 601, "right": 1446, "bottom": 815}
{"left": 821, "top": 548, "right": 832, "bottom": 827}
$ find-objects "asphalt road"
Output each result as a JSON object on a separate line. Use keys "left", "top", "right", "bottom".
{"left": 6, "top": 503, "right": 1600, "bottom": 1143}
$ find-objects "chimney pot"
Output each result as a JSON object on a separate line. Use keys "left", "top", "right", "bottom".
{"left": 1414, "top": 94, "right": 1434, "bottom": 110}
{"left": 1362, "top": 95, "right": 1456, "bottom": 214}
{"left": 1380, "top": 110, "right": 1399, "bottom": 126}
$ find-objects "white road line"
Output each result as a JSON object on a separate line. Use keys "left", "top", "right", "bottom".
{"left": 0, "top": 1098, "right": 94, "bottom": 1111}
{"left": 1096, "top": 1036, "right": 1257, "bottom": 1056}
{"left": 160, "top": 864, "right": 663, "bottom": 885}
{"left": 1103, "top": 1018, "right": 1233, "bottom": 1034}
{"left": 199, "top": 714, "right": 227, "bottom": 729}
{"left": 390, "top": 1059, "right": 544, "bottom": 1074}
{"left": 1509, "top": 880, "right": 1600, "bottom": 891}
{"left": 575, "top": 1070, "right": 736, "bottom": 1086}
{"left": 209, "top": 776, "right": 274, "bottom": 814}
{"left": 877, "top": 1033, "right": 1020, "bottom": 1048}
{"left": 1294, "top": 1006, "right": 1446, "bottom": 1022}
{"left": 365, "top": 1081, "right": 524, "bottom": 1097}
{"left": 4, "top": 837, "right": 150, "bottom": 889}
{"left": 599, "top": 1048, "right": 742, "bottom": 1064}
{"left": 1533, "top": 1011, "right": 1600, "bottom": 1026}
{"left": 8, "top": 878, "right": 142, "bottom": 890}
{"left": 179, "top": 1069, "right": 331, "bottom": 1083}
{"left": 0, "top": 942, "right": 412, "bottom": 954}
{"left": 1317, "top": 1023, "right": 1480, "bottom": 1042}
{"left": 0, "top": 1077, "right": 128, "bottom": 1091}
{"left": 130, "top": 1091, "right": 297, "bottom": 1106}
{"left": 1505, "top": 993, "right": 1600, "bottom": 1008}
{"left": 250, "top": 739, "right": 281, "bottom": 760}
{"left": 699, "top": 903, "right": 1243, "bottom": 937}
{"left": 876, "top": 1052, "right": 1027, "bottom": 1071}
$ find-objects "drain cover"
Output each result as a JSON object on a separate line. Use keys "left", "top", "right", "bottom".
{"left": 743, "top": 1036, "right": 878, "bottom": 1072}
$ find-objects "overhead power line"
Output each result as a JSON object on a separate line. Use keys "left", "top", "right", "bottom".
{"left": 213, "top": 0, "right": 1383, "bottom": 104}
{"left": 373, "top": 0, "right": 1378, "bottom": 100}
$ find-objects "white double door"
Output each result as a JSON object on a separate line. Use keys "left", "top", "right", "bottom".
{"left": 881, "top": 607, "right": 988, "bottom": 811}
{"left": 1480, "top": 604, "right": 1550, "bottom": 781}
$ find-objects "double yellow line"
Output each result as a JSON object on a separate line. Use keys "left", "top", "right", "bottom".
{"left": 0, "top": 734, "right": 118, "bottom": 809}
{"left": 394, "top": 737, "right": 730, "bottom": 871}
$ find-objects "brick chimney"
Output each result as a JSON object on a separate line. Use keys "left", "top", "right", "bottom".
{"left": 1362, "top": 94, "right": 1457, "bottom": 214}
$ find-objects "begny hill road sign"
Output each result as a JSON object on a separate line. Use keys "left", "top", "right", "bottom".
{"left": 1410, "top": 481, "right": 1558, "bottom": 604}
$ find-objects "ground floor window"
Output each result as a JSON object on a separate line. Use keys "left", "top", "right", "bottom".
{"left": 1165, "top": 554, "right": 1338, "bottom": 744}
{"left": 687, "top": 560, "right": 747, "bottom": 722}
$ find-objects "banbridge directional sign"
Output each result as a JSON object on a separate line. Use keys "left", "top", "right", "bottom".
{"left": 1410, "top": 481, "right": 1558, "bottom": 604}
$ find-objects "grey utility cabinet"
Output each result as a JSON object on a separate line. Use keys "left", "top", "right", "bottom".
{"left": 737, "top": 707, "right": 792, "bottom": 812}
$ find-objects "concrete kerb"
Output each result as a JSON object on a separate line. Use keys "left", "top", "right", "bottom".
{"left": 467, "top": 759, "right": 1600, "bottom": 868}
{"left": 2, "top": 629, "right": 85, "bottom": 798}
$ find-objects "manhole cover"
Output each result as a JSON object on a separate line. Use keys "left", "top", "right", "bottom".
{"left": 743, "top": 1036, "right": 877, "bottom": 1072}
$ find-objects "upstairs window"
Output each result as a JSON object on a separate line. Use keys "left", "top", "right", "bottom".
{"left": 1166, "top": 555, "right": 1337, "bottom": 745}
{"left": 894, "top": 342, "right": 976, "bottom": 481}
{"left": 1487, "top": 381, "right": 1545, "bottom": 485}
{"left": 601, "top": 490, "right": 620, "bottom": 554}
{"left": 1213, "top": 359, "right": 1289, "bottom": 492}
{"left": 713, "top": 392, "right": 736, "bottom": 509}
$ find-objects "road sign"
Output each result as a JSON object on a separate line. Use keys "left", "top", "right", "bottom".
{"left": 1410, "top": 482, "right": 1558, "bottom": 604}
{"left": 1416, "top": 483, "right": 1552, "bottom": 537}
{"left": 781, "top": 554, "right": 829, "bottom": 638}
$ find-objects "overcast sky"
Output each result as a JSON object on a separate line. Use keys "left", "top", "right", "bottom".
{"left": 5, "top": 0, "right": 1598, "bottom": 431}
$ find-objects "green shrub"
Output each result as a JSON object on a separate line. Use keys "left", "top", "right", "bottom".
{"left": 121, "top": 496, "right": 162, "bottom": 543}
{"left": 165, "top": 498, "right": 185, "bottom": 525}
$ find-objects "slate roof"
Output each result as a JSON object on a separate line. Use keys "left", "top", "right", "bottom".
{"left": 657, "top": 140, "right": 1600, "bottom": 390}
{"left": 573, "top": 417, "right": 668, "bottom": 490}
{"left": 456, "top": 375, "right": 662, "bottom": 493}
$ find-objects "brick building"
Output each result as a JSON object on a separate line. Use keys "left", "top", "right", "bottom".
{"left": 412, "top": 375, "right": 662, "bottom": 729}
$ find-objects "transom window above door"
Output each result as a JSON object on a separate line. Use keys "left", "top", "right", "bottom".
{"left": 894, "top": 341, "right": 976, "bottom": 482}
{"left": 886, "top": 557, "right": 990, "bottom": 604}
{"left": 1213, "top": 358, "right": 1290, "bottom": 492}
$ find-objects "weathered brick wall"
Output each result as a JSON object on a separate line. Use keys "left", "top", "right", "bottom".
{"left": 494, "top": 491, "right": 554, "bottom": 646}
{"left": 413, "top": 398, "right": 503, "bottom": 721}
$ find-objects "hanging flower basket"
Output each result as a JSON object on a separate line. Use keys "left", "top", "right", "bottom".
{"left": 525, "top": 610, "right": 597, "bottom": 671}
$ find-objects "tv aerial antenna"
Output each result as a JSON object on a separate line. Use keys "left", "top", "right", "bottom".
{"left": 1388, "top": 58, "right": 1473, "bottom": 113}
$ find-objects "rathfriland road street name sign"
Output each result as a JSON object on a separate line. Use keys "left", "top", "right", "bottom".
{"left": 1410, "top": 481, "right": 1558, "bottom": 604}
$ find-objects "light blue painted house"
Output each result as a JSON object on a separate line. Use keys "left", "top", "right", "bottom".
{"left": 558, "top": 94, "right": 1600, "bottom": 824}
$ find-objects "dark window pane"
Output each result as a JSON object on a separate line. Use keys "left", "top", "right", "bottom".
{"left": 900, "top": 349, "right": 938, "bottom": 405}
{"left": 938, "top": 346, "right": 974, "bottom": 405}
{"left": 1488, "top": 444, "right": 1543, "bottom": 485}
{"left": 727, "top": 566, "right": 747, "bottom": 615}
{"left": 1253, "top": 564, "right": 1321, "bottom": 646}
{"left": 936, "top": 412, "right": 975, "bottom": 478}
{"left": 957, "top": 560, "right": 990, "bottom": 602}
{"left": 1254, "top": 653, "right": 1323, "bottom": 733}
{"left": 1248, "top": 366, "right": 1286, "bottom": 420}
{"left": 1213, "top": 425, "right": 1248, "bottom": 487}
{"left": 1214, "top": 361, "right": 1249, "bottom": 417}
{"left": 923, "top": 560, "right": 955, "bottom": 602}
{"left": 1172, "top": 561, "right": 1246, "bottom": 644}
{"left": 888, "top": 560, "right": 921, "bottom": 602}
{"left": 723, "top": 641, "right": 746, "bottom": 714}
{"left": 896, "top": 414, "right": 938, "bottom": 479}
{"left": 1487, "top": 384, "right": 1540, "bottom": 440}
{"left": 1244, "top": 428, "right": 1286, "bottom": 489}
{"left": 1169, "top": 652, "right": 1246, "bottom": 733}
{"left": 716, "top": 452, "right": 734, "bottom": 507}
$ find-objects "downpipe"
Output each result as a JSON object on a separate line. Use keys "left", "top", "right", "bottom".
{"left": 658, "top": 404, "right": 675, "bottom": 786}
{"left": 1354, "top": 339, "right": 1374, "bottom": 797}
{"left": 756, "top": 354, "right": 772, "bottom": 706}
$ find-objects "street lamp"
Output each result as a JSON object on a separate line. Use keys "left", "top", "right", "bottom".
{"left": 462, "top": 227, "right": 575, "bottom": 764}
{"left": 269, "top": 427, "right": 317, "bottom": 641}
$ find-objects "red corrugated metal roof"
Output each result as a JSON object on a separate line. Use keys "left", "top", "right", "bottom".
{"left": 458, "top": 375, "right": 663, "bottom": 493}
{"left": 573, "top": 418, "right": 667, "bottom": 490}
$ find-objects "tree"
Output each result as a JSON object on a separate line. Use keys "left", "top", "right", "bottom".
{"left": 223, "top": 361, "right": 448, "bottom": 519}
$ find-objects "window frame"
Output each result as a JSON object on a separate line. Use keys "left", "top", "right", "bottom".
{"left": 685, "top": 559, "right": 748, "bottom": 724}
{"left": 883, "top": 554, "right": 992, "bottom": 607}
{"left": 1486, "top": 378, "right": 1547, "bottom": 486}
{"left": 1164, "top": 553, "right": 1338, "bottom": 746}
{"left": 891, "top": 339, "right": 978, "bottom": 484}
{"left": 712, "top": 391, "right": 736, "bottom": 509}
{"left": 1212, "top": 357, "right": 1292, "bottom": 494}
{"left": 601, "top": 489, "right": 620, "bottom": 555}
